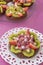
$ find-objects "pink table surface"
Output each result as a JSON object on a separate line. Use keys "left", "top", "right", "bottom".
{"left": 0, "top": 0, "right": 43, "bottom": 65}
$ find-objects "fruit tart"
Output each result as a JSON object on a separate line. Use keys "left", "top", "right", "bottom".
{"left": 13, "top": 0, "right": 35, "bottom": 7}
{"left": 8, "top": 29, "right": 40, "bottom": 58}
{"left": 6, "top": 5, "right": 26, "bottom": 18}
{"left": 0, "top": 0, "right": 7, "bottom": 14}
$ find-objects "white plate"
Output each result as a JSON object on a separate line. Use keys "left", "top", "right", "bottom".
{"left": 0, "top": 27, "right": 43, "bottom": 65}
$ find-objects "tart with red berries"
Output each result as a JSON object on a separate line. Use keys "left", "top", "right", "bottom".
{"left": 9, "top": 29, "right": 40, "bottom": 58}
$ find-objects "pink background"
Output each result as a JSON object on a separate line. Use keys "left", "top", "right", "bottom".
{"left": 0, "top": 0, "right": 43, "bottom": 65}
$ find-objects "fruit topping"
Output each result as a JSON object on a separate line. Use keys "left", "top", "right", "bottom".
{"left": 9, "top": 40, "right": 17, "bottom": 46}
